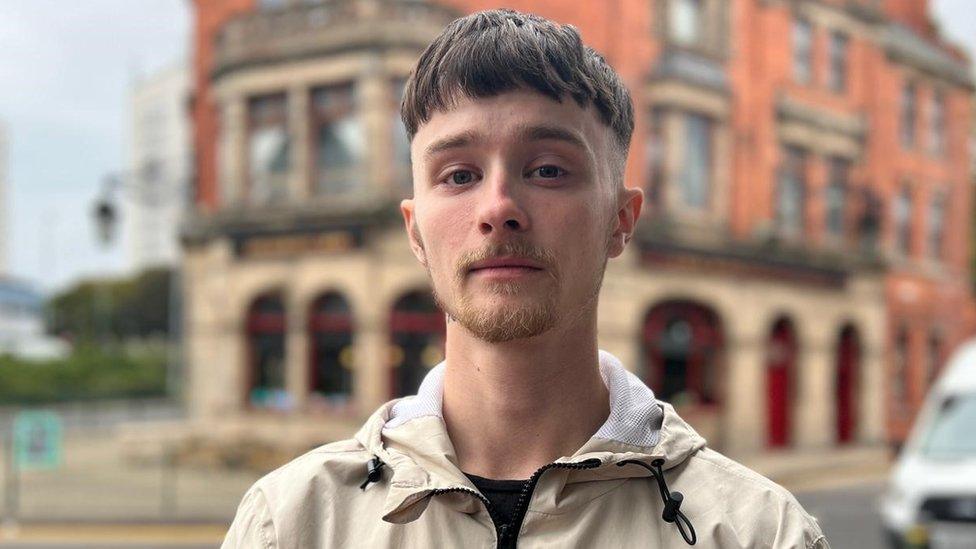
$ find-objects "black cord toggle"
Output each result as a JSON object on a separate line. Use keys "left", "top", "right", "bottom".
{"left": 618, "top": 458, "right": 697, "bottom": 545}
{"left": 359, "top": 456, "right": 386, "bottom": 491}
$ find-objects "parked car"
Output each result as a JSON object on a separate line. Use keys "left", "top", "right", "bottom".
{"left": 880, "top": 338, "right": 976, "bottom": 548}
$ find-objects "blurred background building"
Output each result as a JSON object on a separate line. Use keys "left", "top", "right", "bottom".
{"left": 126, "top": 62, "right": 192, "bottom": 272}
{"left": 182, "top": 0, "right": 974, "bottom": 456}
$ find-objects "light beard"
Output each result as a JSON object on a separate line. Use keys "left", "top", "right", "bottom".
{"left": 435, "top": 278, "right": 559, "bottom": 343}
{"left": 414, "top": 224, "right": 613, "bottom": 344}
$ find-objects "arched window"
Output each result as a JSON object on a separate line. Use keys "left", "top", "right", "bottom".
{"left": 246, "top": 292, "right": 287, "bottom": 409}
{"left": 835, "top": 324, "right": 860, "bottom": 444}
{"left": 766, "top": 317, "right": 798, "bottom": 448}
{"left": 308, "top": 292, "right": 354, "bottom": 407}
{"left": 641, "top": 301, "right": 723, "bottom": 406}
{"left": 390, "top": 291, "right": 445, "bottom": 398}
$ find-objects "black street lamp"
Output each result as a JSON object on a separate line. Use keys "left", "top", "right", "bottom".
{"left": 90, "top": 171, "right": 184, "bottom": 404}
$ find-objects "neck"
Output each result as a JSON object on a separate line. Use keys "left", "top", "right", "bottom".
{"left": 441, "top": 310, "right": 610, "bottom": 480}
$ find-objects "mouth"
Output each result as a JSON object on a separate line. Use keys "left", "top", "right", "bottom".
{"left": 466, "top": 256, "right": 546, "bottom": 279}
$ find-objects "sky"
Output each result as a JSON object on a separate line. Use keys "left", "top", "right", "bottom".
{"left": 0, "top": 1, "right": 973, "bottom": 294}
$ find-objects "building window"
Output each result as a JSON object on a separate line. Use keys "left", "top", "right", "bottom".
{"left": 646, "top": 108, "right": 666, "bottom": 212}
{"left": 642, "top": 301, "right": 723, "bottom": 407}
{"left": 679, "top": 113, "right": 712, "bottom": 210}
{"left": 776, "top": 146, "right": 806, "bottom": 238}
{"left": 828, "top": 31, "right": 848, "bottom": 93}
{"left": 825, "top": 157, "right": 849, "bottom": 239}
{"left": 894, "top": 186, "right": 913, "bottom": 256}
{"left": 901, "top": 81, "right": 917, "bottom": 148}
{"left": 669, "top": 0, "right": 703, "bottom": 46}
{"left": 793, "top": 18, "right": 813, "bottom": 85}
{"left": 308, "top": 293, "right": 354, "bottom": 406}
{"left": 310, "top": 84, "right": 364, "bottom": 196}
{"left": 927, "top": 191, "right": 946, "bottom": 260}
{"left": 247, "top": 293, "right": 287, "bottom": 409}
{"left": 392, "top": 79, "right": 412, "bottom": 196}
{"left": 893, "top": 326, "right": 909, "bottom": 407}
{"left": 247, "top": 94, "right": 290, "bottom": 205}
{"left": 929, "top": 90, "right": 946, "bottom": 156}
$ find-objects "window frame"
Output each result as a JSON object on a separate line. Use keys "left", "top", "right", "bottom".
{"left": 308, "top": 83, "right": 362, "bottom": 197}
{"left": 793, "top": 17, "right": 814, "bottom": 85}
{"left": 901, "top": 81, "right": 917, "bottom": 149}
{"left": 828, "top": 30, "right": 848, "bottom": 93}
{"left": 776, "top": 146, "right": 808, "bottom": 239}
{"left": 246, "top": 93, "right": 291, "bottom": 205}
{"left": 893, "top": 185, "right": 914, "bottom": 256}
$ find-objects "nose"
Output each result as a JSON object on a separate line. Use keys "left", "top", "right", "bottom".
{"left": 475, "top": 169, "right": 530, "bottom": 236}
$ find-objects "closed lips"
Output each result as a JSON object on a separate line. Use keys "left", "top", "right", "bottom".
{"left": 468, "top": 257, "right": 545, "bottom": 271}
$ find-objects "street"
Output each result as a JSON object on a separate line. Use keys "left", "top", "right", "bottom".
{"left": 797, "top": 481, "right": 888, "bottom": 549}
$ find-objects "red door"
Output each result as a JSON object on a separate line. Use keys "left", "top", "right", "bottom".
{"left": 836, "top": 326, "right": 860, "bottom": 444}
{"left": 767, "top": 319, "right": 796, "bottom": 448}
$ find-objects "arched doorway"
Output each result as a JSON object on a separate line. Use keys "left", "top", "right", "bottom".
{"left": 641, "top": 301, "right": 723, "bottom": 407}
{"left": 835, "top": 324, "right": 860, "bottom": 444}
{"left": 766, "top": 317, "right": 798, "bottom": 448}
{"left": 246, "top": 292, "right": 286, "bottom": 409}
{"left": 307, "top": 292, "right": 354, "bottom": 407}
{"left": 389, "top": 291, "right": 445, "bottom": 397}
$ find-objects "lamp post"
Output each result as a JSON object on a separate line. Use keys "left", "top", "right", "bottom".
{"left": 91, "top": 176, "right": 121, "bottom": 347}
{"left": 90, "top": 171, "right": 184, "bottom": 404}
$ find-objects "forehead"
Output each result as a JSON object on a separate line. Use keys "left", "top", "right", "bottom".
{"left": 411, "top": 90, "right": 611, "bottom": 161}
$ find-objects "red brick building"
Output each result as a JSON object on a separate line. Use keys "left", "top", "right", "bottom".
{"left": 185, "top": 0, "right": 973, "bottom": 452}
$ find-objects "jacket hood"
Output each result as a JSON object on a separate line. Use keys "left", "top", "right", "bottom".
{"left": 353, "top": 350, "right": 707, "bottom": 524}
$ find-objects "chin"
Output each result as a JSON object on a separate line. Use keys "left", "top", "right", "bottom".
{"left": 451, "top": 297, "right": 558, "bottom": 343}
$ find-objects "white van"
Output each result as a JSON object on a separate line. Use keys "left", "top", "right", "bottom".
{"left": 880, "top": 338, "right": 976, "bottom": 548}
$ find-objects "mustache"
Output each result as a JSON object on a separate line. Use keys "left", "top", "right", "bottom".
{"left": 455, "top": 240, "right": 558, "bottom": 279}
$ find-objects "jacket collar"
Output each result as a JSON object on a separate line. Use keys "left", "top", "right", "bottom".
{"left": 353, "top": 350, "right": 707, "bottom": 523}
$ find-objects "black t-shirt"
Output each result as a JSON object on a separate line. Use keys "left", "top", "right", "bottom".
{"left": 464, "top": 472, "right": 530, "bottom": 535}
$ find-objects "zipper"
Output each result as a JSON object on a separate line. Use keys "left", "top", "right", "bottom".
{"left": 428, "top": 486, "right": 504, "bottom": 530}
{"left": 429, "top": 458, "right": 602, "bottom": 548}
{"left": 498, "top": 458, "right": 602, "bottom": 549}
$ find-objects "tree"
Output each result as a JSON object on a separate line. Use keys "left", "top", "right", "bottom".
{"left": 46, "top": 267, "right": 173, "bottom": 342}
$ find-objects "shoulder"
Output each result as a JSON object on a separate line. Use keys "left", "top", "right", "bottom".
{"left": 678, "top": 447, "right": 829, "bottom": 549}
{"left": 255, "top": 437, "right": 370, "bottom": 499}
{"left": 222, "top": 438, "right": 376, "bottom": 549}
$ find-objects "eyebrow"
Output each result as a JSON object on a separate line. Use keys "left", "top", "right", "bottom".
{"left": 517, "top": 124, "right": 588, "bottom": 152}
{"left": 422, "top": 124, "right": 589, "bottom": 161}
{"left": 423, "top": 130, "right": 481, "bottom": 161}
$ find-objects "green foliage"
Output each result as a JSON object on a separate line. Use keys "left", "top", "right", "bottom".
{"left": 0, "top": 345, "right": 167, "bottom": 405}
{"left": 46, "top": 267, "right": 173, "bottom": 342}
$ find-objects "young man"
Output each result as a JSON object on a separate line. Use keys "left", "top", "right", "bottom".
{"left": 224, "top": 9, "right": 829, "bottom": 548}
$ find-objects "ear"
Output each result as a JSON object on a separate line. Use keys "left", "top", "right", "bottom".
{"left": 400, "top": 198, "right": 428, "bottom": 266}
{"left": 607, "top": 187, "right": 643, "bottom": 258}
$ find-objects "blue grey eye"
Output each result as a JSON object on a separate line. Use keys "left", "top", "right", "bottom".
{"left": 451, "top": 171, "right": 474, "bottom": 185}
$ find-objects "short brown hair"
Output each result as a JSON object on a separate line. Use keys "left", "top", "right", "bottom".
{"left": 400, "top": 9, "right": 634, "bottom": 156}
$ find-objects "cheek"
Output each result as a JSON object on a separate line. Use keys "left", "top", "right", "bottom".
{"left": 418, "top": 203, "right": 469, "bottom": 269}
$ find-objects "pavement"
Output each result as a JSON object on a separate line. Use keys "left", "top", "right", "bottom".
{"left": 740, "top": 443, "right": 893, "bottom": 493}
{"left": 0, "top": 439, "right": 894, "bottom": 546}
{"left": 0, "top": 522, "right": 226, "bottom": 547}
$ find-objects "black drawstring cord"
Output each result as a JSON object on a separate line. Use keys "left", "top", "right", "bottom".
{"left": 618, "top": 459, "right": 697, "bottom": 545}
{"left": 359, "top": 456, "right": 386, "bottom": 491}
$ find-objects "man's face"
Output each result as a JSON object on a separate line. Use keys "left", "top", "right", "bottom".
{"left": 401, "top": 90, "right": 641, "bottom": 343}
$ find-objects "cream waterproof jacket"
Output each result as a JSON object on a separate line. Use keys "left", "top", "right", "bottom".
{"left": 223, "top": 351, "right": 829, "bottom": 548}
